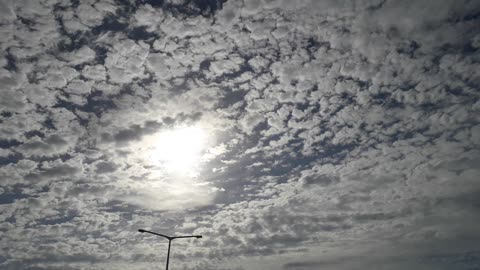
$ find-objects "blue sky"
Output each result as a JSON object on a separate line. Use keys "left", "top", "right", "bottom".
{"left": 1, "top": 0, "right": 480, "bottom": 269}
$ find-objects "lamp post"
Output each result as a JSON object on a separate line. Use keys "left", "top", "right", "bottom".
{"left": 138, "top": 229, "right": 202, "bottom": 270}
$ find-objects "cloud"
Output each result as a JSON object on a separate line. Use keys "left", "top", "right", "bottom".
{"left": 120, "top": 182, "right": 216, "bottom": 211}
{"left": 101, "top": 120, "right": 162, "bottom": 146}
{"left": 94, "top": 161, "right": 119, "bottom": 174}
{"left": 0, "top": 71, "right": 28, "bottom": 113}
{"left": 0, "top": 0, "right": 479, "bottom": 269}
{"left": 24, "top": 161, "right": 81, "bottom": 184}
{"left": 17, "top": 135, "right": 70, "bottom": 157}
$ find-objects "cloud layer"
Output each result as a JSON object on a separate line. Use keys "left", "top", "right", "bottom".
{"left": 1, "top": 0, "right": 479, "bottom": 269}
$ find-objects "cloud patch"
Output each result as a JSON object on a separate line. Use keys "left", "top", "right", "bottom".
{"left": 0, "top": 0, "right": 479, "bottom": 270}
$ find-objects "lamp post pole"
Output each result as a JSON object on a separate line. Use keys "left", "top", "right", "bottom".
{"left": 138, "top": 229, "right": 202, "bottom": 270}
{"left": 166, "top": 238, "right": 171, "bottom": 270}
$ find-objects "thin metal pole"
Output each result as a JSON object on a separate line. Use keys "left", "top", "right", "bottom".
{"left": 138, "top": 229, "right": 201, "bottom": 270}
{"left": 166, "top": 239, "right": 172, "bottom": 270}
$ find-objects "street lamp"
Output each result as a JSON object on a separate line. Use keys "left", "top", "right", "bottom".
{"left": 138, "top": 229, "right": 202, "bottom": 270}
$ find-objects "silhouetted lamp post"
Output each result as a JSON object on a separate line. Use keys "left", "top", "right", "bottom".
{"left": 138, "top": 229, "right": 202, "bottom": 270}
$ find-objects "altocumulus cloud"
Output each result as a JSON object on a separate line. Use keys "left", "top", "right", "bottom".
{"left": 0, "top": 0, "right": 480, "bottom": 269}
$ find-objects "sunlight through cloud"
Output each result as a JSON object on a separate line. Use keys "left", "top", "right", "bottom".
{"left": 145, "top": 126, "right": 207, "bottom": 176}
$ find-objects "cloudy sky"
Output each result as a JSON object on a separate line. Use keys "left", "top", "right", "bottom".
{"left": 1, "top": 0, "right": 480, "bottom": 269}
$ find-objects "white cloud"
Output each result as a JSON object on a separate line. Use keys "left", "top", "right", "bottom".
{"left": 0, "top": 0, "right": 479, "bottom": 269}
{"left": 105, "top": 39, "right": 150, "bottom": 84}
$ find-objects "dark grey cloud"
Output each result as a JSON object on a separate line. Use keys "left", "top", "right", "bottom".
{"left": 24, "top": 163, "right": 81, "bottom": 183}
{"left": 94, "top": 161, "right": 119, "bottom": 174}
{"left": 283, "top": 260, "right": 326, "bottom": 269}
{"left": 17, "top": 134, "right": 69, "bottom": 157}
{"left": 0, "top": 0, "right": 479, "bottom": 269}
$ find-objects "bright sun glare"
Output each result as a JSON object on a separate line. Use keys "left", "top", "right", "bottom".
{"left": 146, "top": 126, "right": 207, "bottom": 176}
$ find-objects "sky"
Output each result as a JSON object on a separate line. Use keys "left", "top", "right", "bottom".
{"left": 0, "top": 0, "right": 480, "bottom": 269}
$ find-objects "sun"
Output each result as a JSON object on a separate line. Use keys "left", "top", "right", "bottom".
{"left": 146, "top": 126, "right": 207, "bottom": 176}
